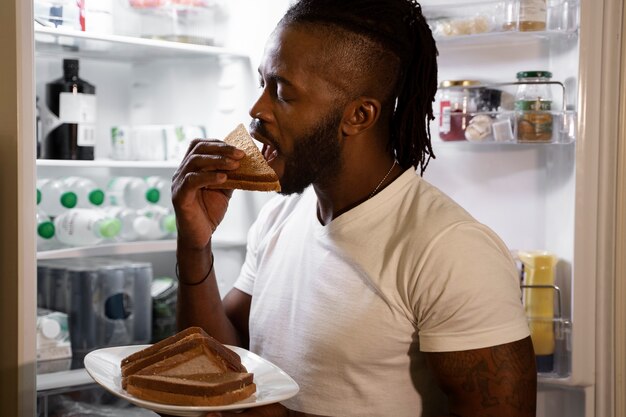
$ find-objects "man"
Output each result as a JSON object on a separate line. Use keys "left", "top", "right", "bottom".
{"left": 171, "top": 0, "right": 537, "bottom": 416}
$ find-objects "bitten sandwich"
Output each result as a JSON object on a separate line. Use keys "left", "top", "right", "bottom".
{"left": 221, "top": 124, "right": 281, "bottom": 192}
{"left": 121, "top": 327, "right": 256, "bottom": 406}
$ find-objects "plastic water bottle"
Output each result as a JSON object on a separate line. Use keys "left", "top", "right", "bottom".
{"left": 135, "top": 206, "right": 177, "bottom": 240}
{"left": 62, "top": 176, "right": 105, "bottom": 208}
{"left": 107, "top": 176, "right": 160, "bottom": 210}
{"left": 37, "top": 178, "right": 78, "bottom": 217}
{"left": 146, "top": 176, "right": 172, "bottom": 209}
{"left": 54, "top": 208, "right": 122, "bottom": 246}
{"left": 102, "top": 206, "right": 152, "bottom": 242}
{"left": 37, "top": 208, "right": 58, "bottom": 251}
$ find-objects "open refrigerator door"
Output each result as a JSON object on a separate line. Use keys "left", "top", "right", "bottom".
{"left": 420, "top": 0, "right": 622, "bottom": 415}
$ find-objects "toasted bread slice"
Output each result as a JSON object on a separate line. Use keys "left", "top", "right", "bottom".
{"left": 126, "top": 376, "right": 257, "bottom": 406}
{"left": 121, "top": 331, "right": 246, "bottom": 380}
{"left": 126, "top": 372, "right": 254, "bottom": 397}
{"left": 120, "top": 327, "right": 256, "bottom": 406}
{"left": 121, "top": 326, "right": 205, "bottom": 369}
{"left": 222, "top": 124, "right": 281, "bottom": 192}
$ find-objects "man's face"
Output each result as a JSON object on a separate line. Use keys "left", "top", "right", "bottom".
{"left": 249, "top": 24, "right": 346, "bottom": 195}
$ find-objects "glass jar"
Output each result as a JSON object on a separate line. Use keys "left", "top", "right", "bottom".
{"left": 504, "top": 0, "right": 547, "bottom": 32}
{"left": 438, "top": 80, "right": 481, "bottom": 142}
{"left": 515, "top": 71, "right": 553, "bottom": 142}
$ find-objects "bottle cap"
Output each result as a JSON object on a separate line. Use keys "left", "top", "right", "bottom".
{"left": 516, "top": 71, "right": 553, "bottom": 80}
{"left": 99, "top": 218, "right": 122, "bottom": 239}
{"left": 37, "top": 189, "right": 41, "bottom": 205}
{"left": 146, "top": 188, "right": 160, "bottom": 204}
{"left": 37, "top": 221, "right": 55, "bottom": 239}
{"left": 60, "top": 192, "right": 77, "bottom": 209}
{"left": 163, "top": 214, "right": 177, "bottom": 234}
{"left": 439, "top": 80, "right": 481, "bottom": 88}
{"left": 39, "top": 317, "right": 61, "bottom": 340}
{"left": 89, "top": 189, "right": 105, "bottom": 206}
{"left": 63, "top": 59, "right": 79, "bottom": 79}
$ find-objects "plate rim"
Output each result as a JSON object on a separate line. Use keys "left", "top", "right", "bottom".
{"left": 83, "top": 343, "right": 300, "bottom": 414}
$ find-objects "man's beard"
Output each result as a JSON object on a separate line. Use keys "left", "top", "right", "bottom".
{"left": 279, "top": 111, "right": 343, "bottom": 195}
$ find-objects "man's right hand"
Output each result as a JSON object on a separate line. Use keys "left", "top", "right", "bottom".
{"left": 171, "top": 139, "right": 246, "bottom": 250}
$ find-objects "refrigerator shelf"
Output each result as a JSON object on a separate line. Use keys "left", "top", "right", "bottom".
{"left": 422, "top": 0, "right": 579, "bottom": 45}
{"left": 34, "top": 26, "right": 248, "bottom": 62}
{"left": 37, "top": 238, "right": 246, "bottom": 260}
{"left": 433, "top": 29, "right": 578, "bottom": 47}
{"left": 37, "top": 368, "right": 94, "bottom": 392}
{"left": 36, "top": 158, "right": 181, "bottom": 169}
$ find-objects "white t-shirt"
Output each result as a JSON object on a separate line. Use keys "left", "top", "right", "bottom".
{"left": 234, "top": 168, "right": 529, "bottom": 417}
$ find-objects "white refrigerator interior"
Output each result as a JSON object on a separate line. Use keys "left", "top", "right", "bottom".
{"left": 34, "top": 0, "right": 292, "bottom": 414}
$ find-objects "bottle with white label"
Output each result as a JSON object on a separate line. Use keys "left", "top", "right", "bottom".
{"left": 43, "top": 58, "right": 97, "bottom": 160}
{"left": 54, "top": 208, "right": 121, "bottom": 246}
{"left": 107, "top": 176, "right": 160, "bottom": 210}
{"left": 62, "top": 176, "right": 105, "bottom": 208}
{"left": 37, "top": 178, "right": 78, "bottom": 217}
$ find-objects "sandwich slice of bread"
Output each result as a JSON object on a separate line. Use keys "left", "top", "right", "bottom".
{"left": 222, "top": 124, "right": 281, "bottom": 192}
{"left": 124, "top": 373, "right": 256, "bottom": 406}
{"left": 121, "top": 327, "right": 256, "bottom": 406}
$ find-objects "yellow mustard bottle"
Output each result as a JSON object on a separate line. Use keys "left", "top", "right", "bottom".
{"left": 518, "top": 250, "right": 557, "bottom": 372}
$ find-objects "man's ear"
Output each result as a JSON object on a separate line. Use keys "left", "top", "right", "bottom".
{"left": 341, "top": 97, "right": 381, "bottom": 137}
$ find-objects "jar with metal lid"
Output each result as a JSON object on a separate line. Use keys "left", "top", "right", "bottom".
{"left": 438, "top": 80, "right": 481, "bottom": 141}
{"left": 515, "top": 71, "right": 553, "bottom": 142}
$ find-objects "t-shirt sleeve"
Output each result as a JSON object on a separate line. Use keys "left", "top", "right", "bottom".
{"left": 415, "top": 222, "right": 530, "bottom": 352}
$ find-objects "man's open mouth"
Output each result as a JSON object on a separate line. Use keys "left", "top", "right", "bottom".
{"left": 262, "top": 143, "right": 278, "bottom": 163}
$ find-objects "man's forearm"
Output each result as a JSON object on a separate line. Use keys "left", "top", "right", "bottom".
{"left": 176, "top": 241, "right": 242, "bottom": 345}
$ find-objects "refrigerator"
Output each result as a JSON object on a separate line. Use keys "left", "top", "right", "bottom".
{"left": 0, "top": 0, "right": 624, "bottom": 416}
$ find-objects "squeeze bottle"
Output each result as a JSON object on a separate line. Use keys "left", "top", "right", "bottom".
{"left": 519, "top": 250, "right": 557, "bottom": 373}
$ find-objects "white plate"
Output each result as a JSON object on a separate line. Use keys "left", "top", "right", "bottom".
{"left": 84, "top": 344, "right": 300, "bottom": 417}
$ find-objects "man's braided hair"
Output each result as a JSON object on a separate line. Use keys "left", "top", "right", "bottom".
{"left": 281, "top": 0, "right": 438, "bottom": 174}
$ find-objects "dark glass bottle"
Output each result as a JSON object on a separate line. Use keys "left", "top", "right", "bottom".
{"left": 43, "top": 59, "right": 96, "bottom": 160}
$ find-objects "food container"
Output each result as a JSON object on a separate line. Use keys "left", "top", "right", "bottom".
{"left": 437, "top": 80, "right": 482, "bottom": 141}
{"left": 514, "top": 71, "right": 554, "bottom": 142}
{"left": 126, "top": 0, "right": 227, "bottom": 46}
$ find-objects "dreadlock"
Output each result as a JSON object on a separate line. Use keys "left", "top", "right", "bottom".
{"left": 281, "top": 0, "right": 438, "bottom": 174}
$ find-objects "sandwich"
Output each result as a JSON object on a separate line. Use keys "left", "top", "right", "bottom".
{"left": 121, "top": 327, "right": 256, "bottom": 406}
{"left": 221, "top": 124, "right": 281, "bottom": 192}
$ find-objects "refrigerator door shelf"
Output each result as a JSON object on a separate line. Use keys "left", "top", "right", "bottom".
{"left": 432, "top": 110, "right": 577, "bottom": 145}
{"left": 422, "top": 0, "right": 579, "bottom": 42}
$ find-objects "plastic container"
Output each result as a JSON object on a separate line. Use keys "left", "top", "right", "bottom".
{"left": 62, "top": 176, "right": 106, "bottom": 208}
{"left": 515, "top": 71, "right": 553, "bottom": 142}
{"left": 37, "top": 208, "right": 58, "bottom": 251}
{"left": 36, "top": 308, "right": 72, "bottom": 362}
{"left": 37, "top": 178, "right": 78, "bottom": 217}
{"left": 146, "top": 176, "right": 173, "bottom": 208}
{"left": 54, "top": 209, "right": 122, "bottom": 246}
{"left": 423, "top": 1, "right": 507, "bottom": 38}
{"left": 102, "top": 206, "right": 149, "bottom": 242}
{"left": 135, "top": 206, "right": 177, "bottom": 240}
{"left": 107, "top": 176, "right": 160, "bottom": 209}
{"left": 438, "top": 80, "right": 482, "bottom": 141}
